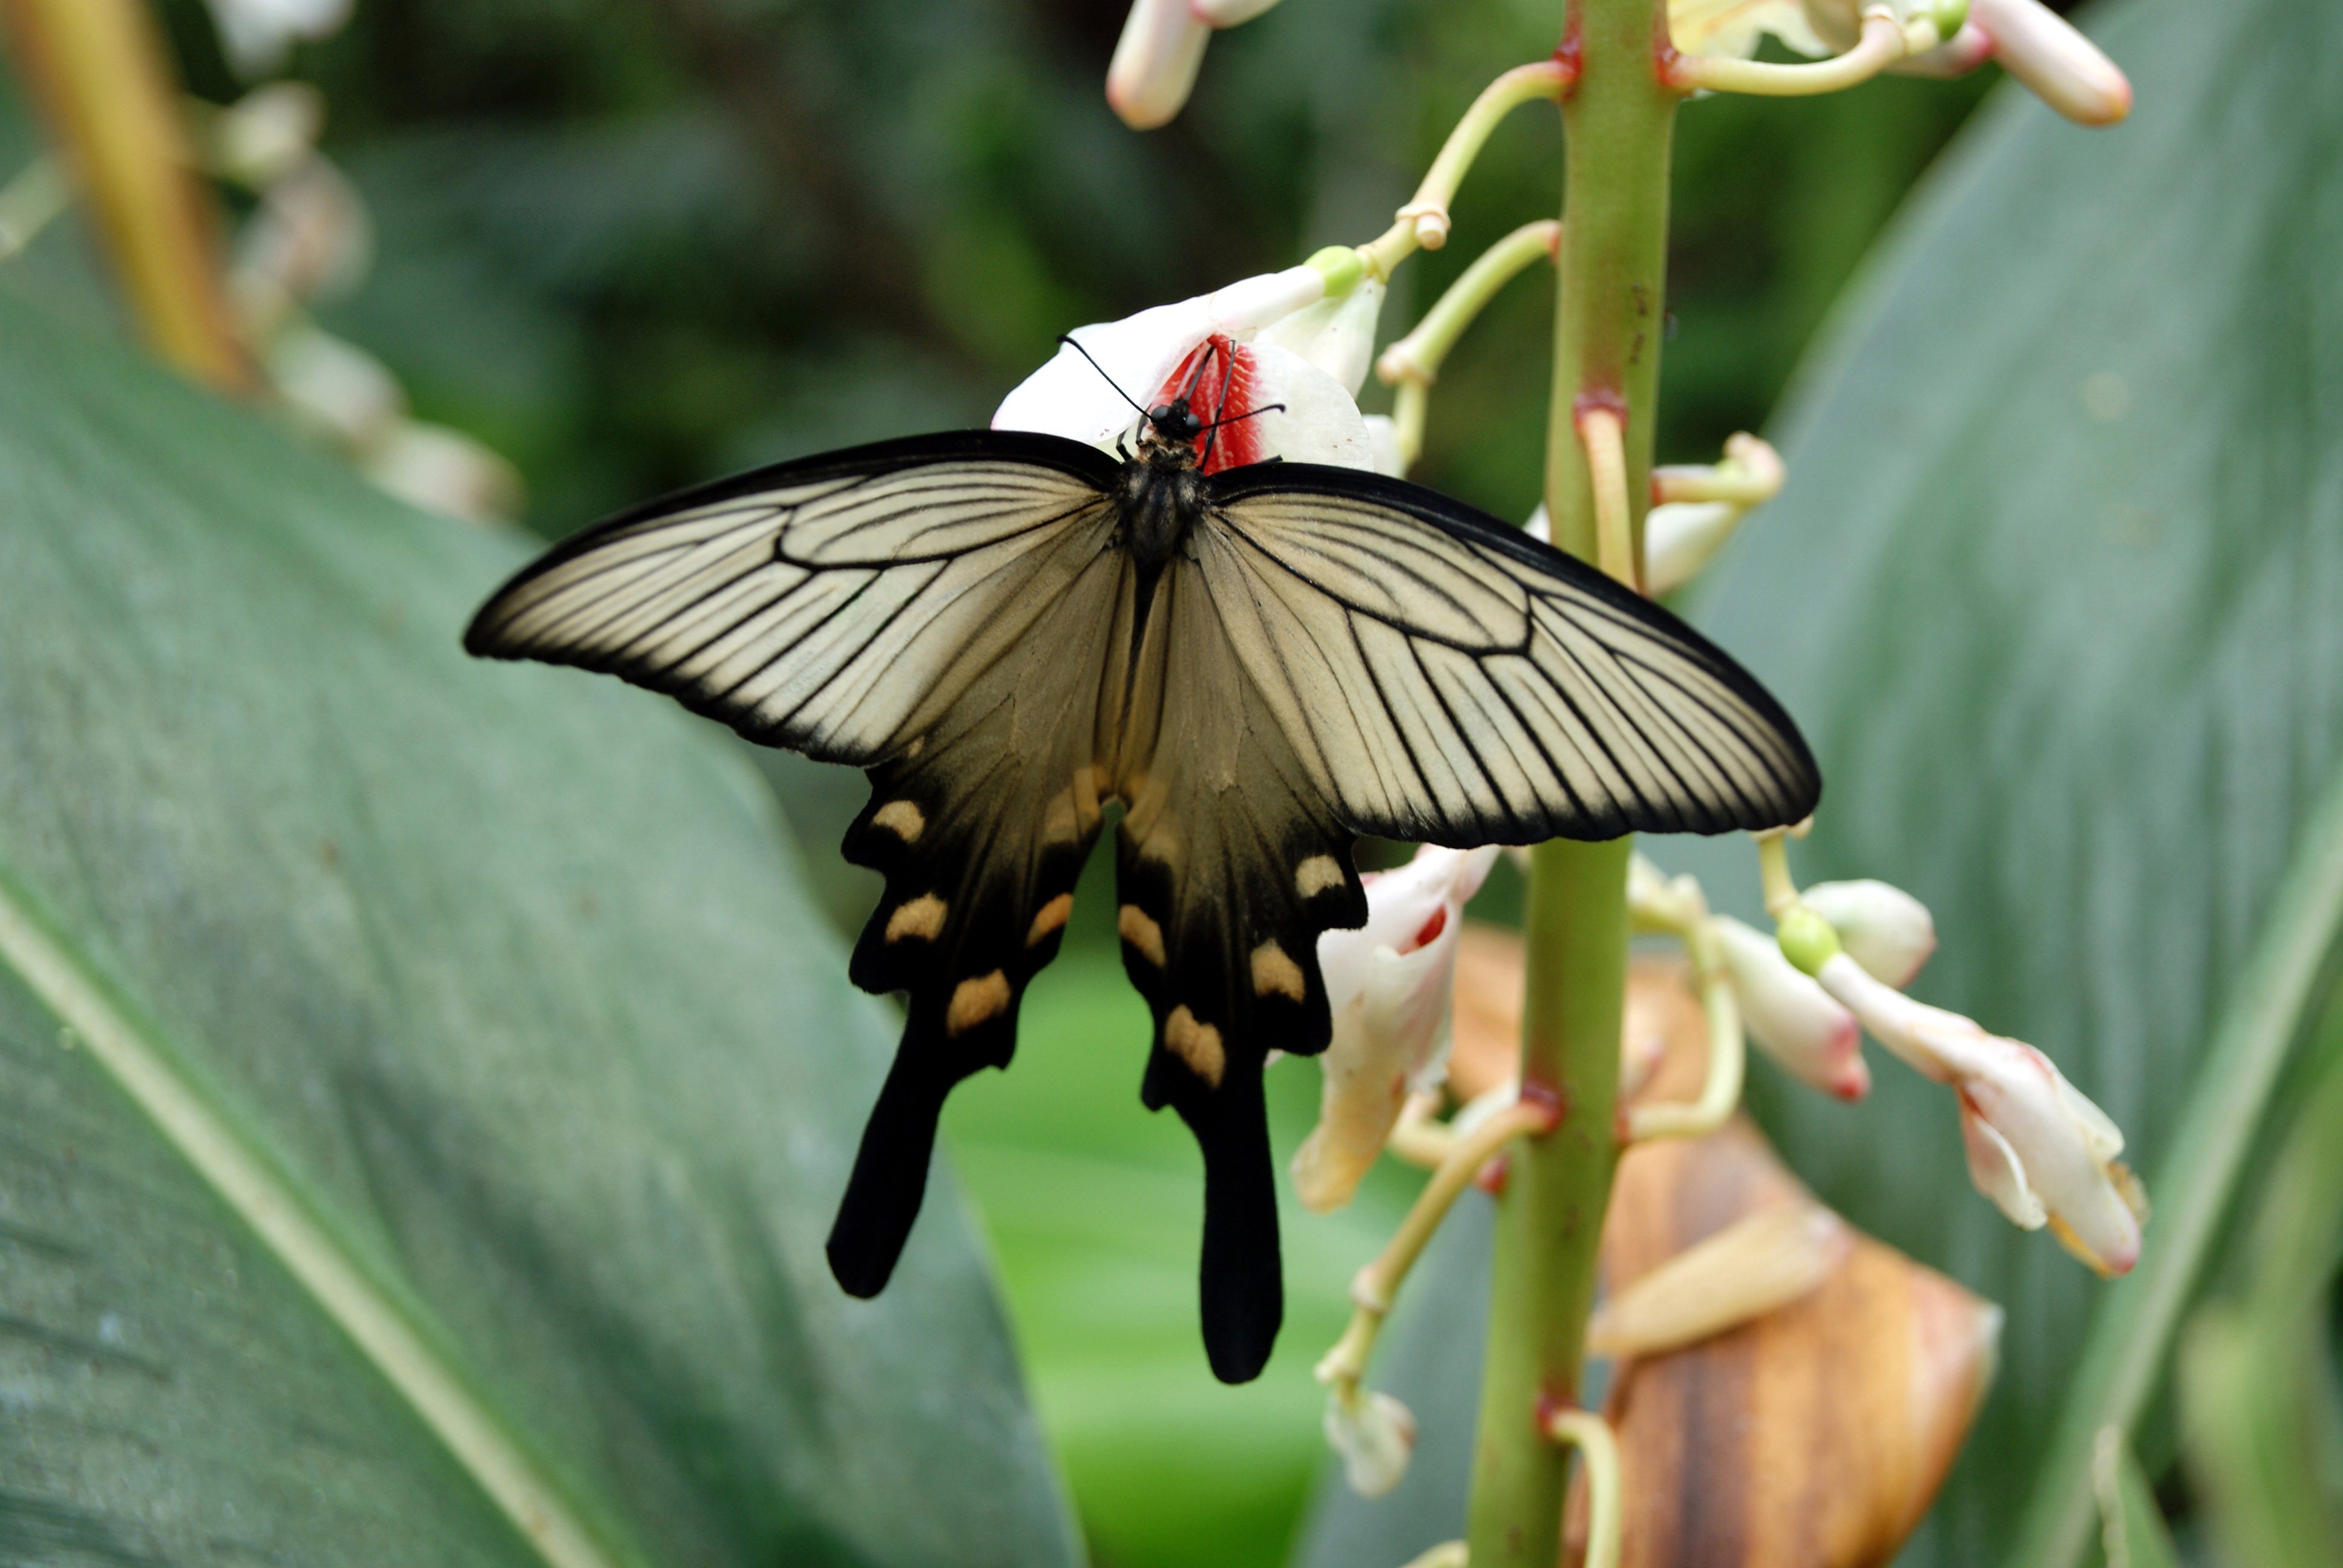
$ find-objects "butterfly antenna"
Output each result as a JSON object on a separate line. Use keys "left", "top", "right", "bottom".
{"left": 1198, "top": 401, "right": 1285, "bottom": 465}
{"left": 1055, "top": 335, "right": 1149, "bottom": 419}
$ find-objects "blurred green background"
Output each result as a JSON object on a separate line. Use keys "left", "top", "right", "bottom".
{"left": 4, "top": 2, "right": 2057, "bottom": 1564}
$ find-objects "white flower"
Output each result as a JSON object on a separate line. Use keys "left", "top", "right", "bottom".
{"left": 1292, "top": 845, "right": 1499, "bottom": 1212}
{"left": 1801, "top": 878, "right": 1936, "bottom": 988}
{"left": 1812, "top": 951, "right": 2144, "bottom": 1275}
{"left": 1324, "top": 1388, "right": 1416, "bottom": 1497}
{"left": 1107, "top": 0, "right": 1288, "bottom": 130}
{"left": 203, "top": 0, "right": 353, "bottom": 80}
{"left": 1712, "top": 915, "right": 1868, "bottom": 1100}
{"left": 994, "top": 262, "right": 1383, "bottom": 472}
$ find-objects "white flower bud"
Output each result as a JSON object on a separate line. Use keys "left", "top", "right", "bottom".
{"left": 1106, "top": 0, "right": 1212, "bottom": 129}
{"left": 1712, "top": 915, "right": 1868, "bottom": 1099}
{"left": 1324, "top": 1388, "right": 1417, "bottom": 1498}
{"left": 1801, "top": 878, "right": 1936, "bottom": 989}
{"left": 203, "top": 0, "right": 353, "bottom": 80}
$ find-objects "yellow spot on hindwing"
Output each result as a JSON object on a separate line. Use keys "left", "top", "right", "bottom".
{"left": 885, "top": 894, "right": 947, "bottom": 942}
{"left": 1296, "top": 855, "right": 1345, "bottom": 898}
{"left": 1118, "top": 904, "right": 1167, "bottom": 967}
{"left": 946, "top": 972, "right": 1011, "bottom": 1036}
{"left": 1251, "top": 941, "right": 1307, "bottom": 1002}
{"left": 1027, "top": 893, "right": 1074, "bottom": 946}
{"left": 1165, "top": 1006, "right": 1226, "bottom": 1087}
{"left": 871, "top": 800, "right": 925, "bottom": 841}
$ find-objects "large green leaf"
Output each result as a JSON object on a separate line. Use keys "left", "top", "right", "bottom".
{"left": 1294, "top": 0, "right": 2343, "bottom": 1561}
{"left": 0, "top": 295, "right": 1076, "bottom": 1568}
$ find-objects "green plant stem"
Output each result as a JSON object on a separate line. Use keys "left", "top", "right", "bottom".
{"left": 1463, "top": 4, "right": 1674, "bottom": 1563}
{"left": 1466, "top": 836, "right": 1631, "bottom": 1566}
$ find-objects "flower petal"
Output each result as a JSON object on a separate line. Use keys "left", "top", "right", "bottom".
{"left": 1238, "top": 343, "right": 1377, "bottom": 470}
{"left": 1324, "top": 1388, "right": 1416, "bottom": 1498}
{"left": 1667, "top": 0, "right": 1827, "bottom": 59}
{"left": 1959, "top": 1099, "right": 2045, "bottom": 1228}
{"left": 1192, "top": 0, "right": 1283, "bottom": 25}
{"left": 1255, "top": 277, "right": 1385, "bottom": 396}
{"left": 1814, "top": 952, "right": 1980, "bottom": 1080}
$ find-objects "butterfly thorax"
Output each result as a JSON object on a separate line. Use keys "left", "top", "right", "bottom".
{"left": 1118, "top": 405, "right": 1210, "bottom": 571}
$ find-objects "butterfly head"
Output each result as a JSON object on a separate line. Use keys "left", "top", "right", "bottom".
{"left": 1145, "top": 400, "right": 1206, "bottom": 446}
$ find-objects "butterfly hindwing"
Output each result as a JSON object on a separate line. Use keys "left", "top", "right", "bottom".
{"left": 1202, "top": 463, "right": 1823, "bottom": 843}
{"left": 822, "top": 514, "right": 1135, "bottom": 1297}
{"left": 1110, "top": 559, "right": 1371, "bottom": 1383}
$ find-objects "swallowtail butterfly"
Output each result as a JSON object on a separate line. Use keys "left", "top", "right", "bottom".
{"left": 465, "top": 347, "right": 1819, "bottom": 1382}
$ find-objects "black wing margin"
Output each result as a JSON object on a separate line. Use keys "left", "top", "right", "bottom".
{"left": 1201, "top": 462, "right": 1821, "bottom": 846}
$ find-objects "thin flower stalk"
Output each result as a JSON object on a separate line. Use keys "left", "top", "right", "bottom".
{"left": 1316, "top": 1097, "right": 1558, "bottom": 1397}
{"left": 1622, "top": 920, "right": 1743, "bottom": 1142}
{"left": 1379, "top": 220, "right": 1562, "bottom": 387}
{"left": 1651, "top": 431, "right": 1783, "bottom": 507}
{"left": 1665, "top": 7, "right": 1947, "bottom": 97}
{"left": 1381, "top": 59, "right": 1573, "bottom": 263}
{"left": 1375, "top": 218, "right": 1560, "bottom": 475}
{"left": 1577, "top": 403, "right": 1637, "bottom": 587}
{"left": 1545, "top": 1408, "right": 1624, "bottom": 1568}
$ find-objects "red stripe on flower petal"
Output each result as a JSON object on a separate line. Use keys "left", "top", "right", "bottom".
{"left": 1155, "top": 333, "right": 1265, "bottom": 473}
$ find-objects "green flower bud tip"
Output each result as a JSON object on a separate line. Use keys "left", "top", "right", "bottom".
{"left": 1927, "top": 0, "right": 1969, "bottom": 47}
{"left": 1305, "top": 245, "right": 1369, "bottom": 297}
{"left": 1775, "top": 905, "right": 1842, "bottom": 978}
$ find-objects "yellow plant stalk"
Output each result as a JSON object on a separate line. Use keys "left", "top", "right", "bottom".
{"left": 1, "top": 0, "right": 249, "bottom": 389}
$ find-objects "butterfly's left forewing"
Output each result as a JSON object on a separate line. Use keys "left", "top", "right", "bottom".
{"left": 465, "top": 431, "right": 1122, "bottom": 764}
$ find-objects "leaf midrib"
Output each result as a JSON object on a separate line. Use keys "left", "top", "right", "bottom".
{"left": 0, "top": 863, "right": 637, "bottom": 1568}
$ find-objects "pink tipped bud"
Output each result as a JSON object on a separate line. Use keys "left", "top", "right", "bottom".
{"left": 1106, "top": 0, "right": 1212, "bottom": 129}
{"left": 1969, "top": 0, "right": 2131, "bottom": 125}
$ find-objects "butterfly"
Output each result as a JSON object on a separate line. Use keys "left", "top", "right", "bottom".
{"left": 464, "top": 342, "right": 1821, "bottom": 1383}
